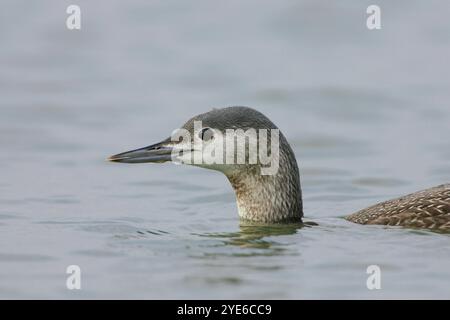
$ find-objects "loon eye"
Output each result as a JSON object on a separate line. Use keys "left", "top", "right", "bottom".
{"left": 199, "top": 127, "right": 214, "bottom": 141}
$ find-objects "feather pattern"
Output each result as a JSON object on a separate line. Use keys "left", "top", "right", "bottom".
{"left": 346, "top": 184, "right": 450, "bottom": 231}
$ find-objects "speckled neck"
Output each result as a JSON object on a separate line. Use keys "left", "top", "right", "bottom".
{"left": 225, "top": 134, "right": 303, "bottom": 223}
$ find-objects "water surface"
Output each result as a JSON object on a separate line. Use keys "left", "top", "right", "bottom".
{"left": 1, "top": 0, "right": 450, "bottom": 299}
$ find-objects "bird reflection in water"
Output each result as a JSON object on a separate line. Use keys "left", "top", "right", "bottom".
{"left": 195, "top": 222, "right": 315, "bottom": 251}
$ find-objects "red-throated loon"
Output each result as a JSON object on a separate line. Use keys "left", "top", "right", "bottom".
{"left": 108, "top": 106, "right": 450, "bottom": 231}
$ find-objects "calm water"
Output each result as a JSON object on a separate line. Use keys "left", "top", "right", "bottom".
{"left": 1, "top": 0, "right": 450, "bottom": 299}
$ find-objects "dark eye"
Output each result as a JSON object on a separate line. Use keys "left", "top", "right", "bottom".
{"left": 199, "top": 127, "right": 214, "bottom": 141}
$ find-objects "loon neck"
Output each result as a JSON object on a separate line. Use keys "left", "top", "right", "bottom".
{"left": 225, "top": 143, "right": 303, "bottom": 223}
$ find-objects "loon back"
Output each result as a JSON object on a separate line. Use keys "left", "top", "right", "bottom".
{"left": 346, "top": 184, "right": 450, "bottom": 231}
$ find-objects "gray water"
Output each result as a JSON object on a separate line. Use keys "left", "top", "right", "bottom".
{"left": 1, "top": 0, "right": 450, "bottom": 299}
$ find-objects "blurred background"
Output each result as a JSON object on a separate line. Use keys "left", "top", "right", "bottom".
{"left": 0, "top": 0, "right": 449, "bottom": 299}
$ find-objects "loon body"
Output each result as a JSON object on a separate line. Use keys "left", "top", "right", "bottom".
{"left": 346, "top": 184, "right": 450, "bottom": 231}
{"left": 109, "top": 106, "right": 450, "bottom": 231}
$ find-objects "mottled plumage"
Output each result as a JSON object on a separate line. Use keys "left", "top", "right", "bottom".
{"left": 346, "top": 184, "right": 450, "bottom": 231}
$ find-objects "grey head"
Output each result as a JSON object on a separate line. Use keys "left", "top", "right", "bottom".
{"left": 109, "top": 106, "right": 303, "bottom": 223}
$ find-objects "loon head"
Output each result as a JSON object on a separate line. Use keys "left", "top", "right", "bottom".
{"left": 109, "top": 106, "right": 303, "bottom": 223}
